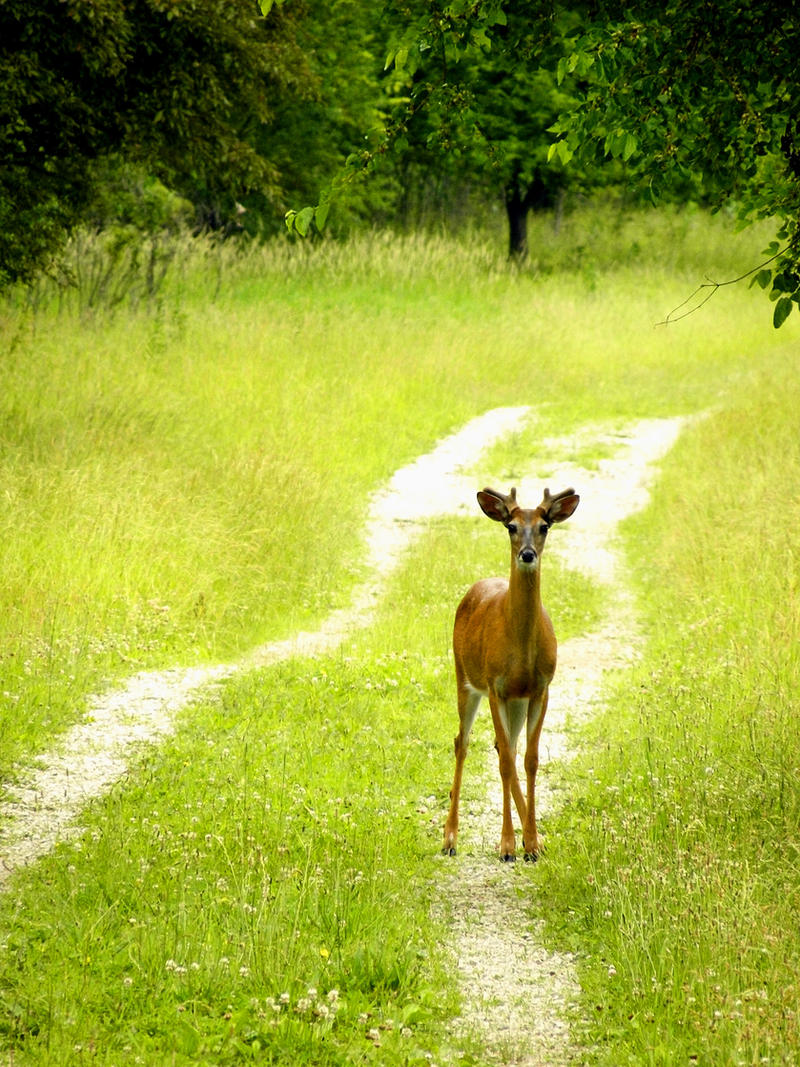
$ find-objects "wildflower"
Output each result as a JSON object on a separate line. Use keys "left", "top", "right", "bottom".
{"left": 366, "top": 1028, "right": 381, "bottom": 1046}
{"left": 279, "top": 992, "right": 290, "bottom": 1005}
{"left": 327, "top": 989, "right": 340, "bottom": 1004}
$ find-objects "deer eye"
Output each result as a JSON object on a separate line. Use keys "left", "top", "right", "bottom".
{"left": 507, "top": 523, "right": 518, "bottom": 535}
{"left": 538, "top": 523, "right": 549, "bottom": 535}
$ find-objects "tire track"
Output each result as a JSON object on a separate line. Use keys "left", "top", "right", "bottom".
{"left": 0, "top": 409, "right": 690, "bottom": 1067}
{"left": 441, "top": 417, "right": 687, "bottom": 1065}
{"left": 0, "top": 406, "right": 529, "bottom": 883}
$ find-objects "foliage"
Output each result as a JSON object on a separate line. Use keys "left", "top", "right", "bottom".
{"left": 382, "top": 3, "right": 585, "bottom": 254}
{"left": 548, "top": 3, "right": 800, "bottom": 325}
{"left": 246, "top": 1, "right": 391, "bottom": 237}
{"left": 0, "top": 0, "right": 308, "bottom": 284}
{"left": 288, "top": 1, "right": 800, "bottom": 323}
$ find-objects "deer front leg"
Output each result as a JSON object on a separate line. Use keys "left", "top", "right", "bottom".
{"left": 442, "top": 685, "right": 482, "bottom": 856}
{"left": 522, "top": 690, "right": 548, "bottom": 861}
{"left": 489, "top": 692, "right": 521, "bottom": 861}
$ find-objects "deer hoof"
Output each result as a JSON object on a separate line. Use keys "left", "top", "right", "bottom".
{"left": 500, "top": 852, "right": 516, "bottom": 863}
{"left": 523, "top": 850, "right": 539, "bottom": 863}
{"left": 441, "top": 846, "right": 457, "bottom": 857}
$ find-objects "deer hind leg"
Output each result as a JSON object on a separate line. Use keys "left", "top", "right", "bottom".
{"left": 490, "top": 695, "right": 528, "bottom": 862}
{"left": 522, "top": 689, "right": 548, "bottom": 862}
{"left": 442, "top": 684, "right": 482, "bottom": 856}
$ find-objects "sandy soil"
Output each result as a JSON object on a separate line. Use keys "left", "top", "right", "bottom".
{"left": 0, "top": 407, "right": 687, "bottom": 1064}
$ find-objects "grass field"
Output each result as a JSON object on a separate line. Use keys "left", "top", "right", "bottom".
{"left": 1, "top": 203, "right": 799, "bottom": 1063}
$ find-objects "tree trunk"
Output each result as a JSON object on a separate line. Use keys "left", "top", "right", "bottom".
{"left": 505, "top": 174, "right": 561, "bottom": 261}
{"left": 505, "top": 186, "right": 529, "bottom": 260}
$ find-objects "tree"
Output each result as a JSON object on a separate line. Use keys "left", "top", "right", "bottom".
{"left": 290, "top": 1, "right": 800, "bottom": 324}
{"left": 547, "top": 3, "right": 800, "bottom": 325}
{"left": 0, "top": 0, "right": 309, "bottom": 285}
{"left": 376, "top": 1, "right": 583, "bottom": 256}
{"left": 246, "top": 0, "right": 391, "bottom": 237}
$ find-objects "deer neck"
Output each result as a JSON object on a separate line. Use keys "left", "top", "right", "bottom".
{"left": 505, "top": 561, "right": 543, "bottom": 645}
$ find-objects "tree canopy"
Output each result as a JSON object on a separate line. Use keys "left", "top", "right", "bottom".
{"left": 0, "top": 0, "right": 380, "bottom": 283}
{"left": 3, "top": 0, "right": 800, "bottom": 324}
{"left": 291, "top": 1, "right": 800, "bottom": 325}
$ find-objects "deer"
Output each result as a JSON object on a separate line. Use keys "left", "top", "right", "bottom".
{"left": 442, "top": 485, "right": 579, "bottom": 862}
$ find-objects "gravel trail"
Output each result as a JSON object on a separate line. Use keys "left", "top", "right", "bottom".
{"left": 0, "top": 408, "right": 688, "bottom": 1066}
{"left": 440, "top": 417, "right": 686, "bottom": 1065}
{"left": 0, "top": 406, "right": 528, "bottom": 881}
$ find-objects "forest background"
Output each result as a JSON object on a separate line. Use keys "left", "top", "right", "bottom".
{"left": 2, "top": 1, "right": 800, "bottom": 324}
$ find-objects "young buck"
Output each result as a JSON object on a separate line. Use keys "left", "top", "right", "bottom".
{"left": 442, "top": 485, "right": 579, "bottom": 862}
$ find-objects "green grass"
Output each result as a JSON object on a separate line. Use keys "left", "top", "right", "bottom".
{"left": 0, "top": 480, "right": 602, "bottom": 1065}
{"left": 536, "top": 357, "right": 800, "bottom": 1064}
{"left": 1, "top": 204, "right": 800, "bottom": 1063}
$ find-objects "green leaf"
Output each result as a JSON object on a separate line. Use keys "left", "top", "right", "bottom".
{"left": 294, "top": 206, "right": 315, "bottom": 237}
{"left": 548, "top": 139, "right": 573, "bottom": 165}
{"left": 773, "top": 297, "right": 793, "bottom": 329}
{"left": 622, "top": 132, "right": 638, "bottom": 161}
{"left": 315, "top": 199, "right": 330, "bottom": 232}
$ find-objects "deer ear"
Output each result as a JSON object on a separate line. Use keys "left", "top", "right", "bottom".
{"left": 545, "top": 491, "right": 580, "bottom": 524}
{"left": 477, "top": 490, "right": 511, "bottom": 524}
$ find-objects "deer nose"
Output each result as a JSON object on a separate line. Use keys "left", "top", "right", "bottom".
{"left": 519, "top": 547, "right": 536, "bottom": 565}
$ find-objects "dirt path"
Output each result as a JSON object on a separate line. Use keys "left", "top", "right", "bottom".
{"left": 0, "top": 408, "right": 688, "bottom": 1065}
{"left": 441, "top": 417, "right": 686, "bottom": 1065}
{"left": 0, "top": 406, "right": 529, "bottom": 881}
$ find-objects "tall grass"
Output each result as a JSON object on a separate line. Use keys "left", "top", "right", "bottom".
{"left": 537, "top": 357, "right": 800, "bottom": 1064}
{"left": 0, "top": 206, "right": 788, "bottom": 778}
{"left": 1, "top": 204, "right": 798, "bottom": 1062}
